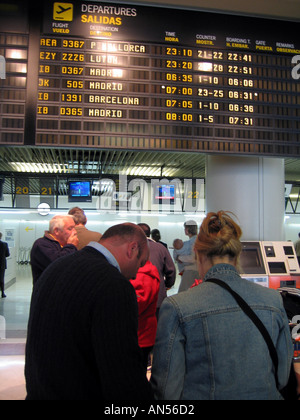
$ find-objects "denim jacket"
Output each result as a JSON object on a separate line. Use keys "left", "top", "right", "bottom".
{"left": 151, "top": 264, "right": 293, "bottom": 400}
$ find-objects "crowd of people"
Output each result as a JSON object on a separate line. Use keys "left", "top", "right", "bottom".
{"left": 24, "top": 208, "right": 298, "bottom": 400}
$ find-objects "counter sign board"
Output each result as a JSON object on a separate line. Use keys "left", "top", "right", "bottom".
{"left": 0, "top": 1, "right": 300, "bottom": 156}
{"left": 42, "top": 2, "right": 300, "bottom": 48}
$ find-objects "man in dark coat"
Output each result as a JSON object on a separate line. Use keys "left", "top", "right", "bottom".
{"left": 30, "top": 215, "right": 79, "bottom": 285}
{"left": 0, "top": 233, "right": 10, "bottom": 298}
{"left": 25, "top": 223, "right": 153, "bottom": 400}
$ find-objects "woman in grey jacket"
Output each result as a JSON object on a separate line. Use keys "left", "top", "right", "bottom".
{"left": 151, "top": 211, "right": 293, "bottom": 400}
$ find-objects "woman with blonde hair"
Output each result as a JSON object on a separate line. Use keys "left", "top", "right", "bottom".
{"left": 151, "top": 211, "right": 293, "bottom": 400}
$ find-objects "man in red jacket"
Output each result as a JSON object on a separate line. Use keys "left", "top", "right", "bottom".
{"left": 130, "top": 261, "right": 160, "bottom": 371}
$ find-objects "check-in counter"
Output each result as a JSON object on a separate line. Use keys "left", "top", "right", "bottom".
{"left": 240, "top": 241, "right": 300, "bottom": 289}
{"left": 262, "top": 242, "right": 300, "bottom": 289}
{"left": 240, "top": 241, "right": 269, "bottom": 287}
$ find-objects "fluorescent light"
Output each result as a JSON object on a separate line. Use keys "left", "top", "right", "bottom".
{"left": 0, "top": 210, "right": 33, "bottom": 215}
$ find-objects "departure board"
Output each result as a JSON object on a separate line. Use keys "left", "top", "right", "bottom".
{"left": 0, "top": 1, "right": 29, "bottom": 145}
{"left": 1, "top": 1, "right": 300, "bottom": 156}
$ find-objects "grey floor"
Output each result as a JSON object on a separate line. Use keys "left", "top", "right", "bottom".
{"left": 0, "top": 266, "right": 32, "bottom": 340}
{"left": 0, "top": 266, "right": 32, "bottom": 400}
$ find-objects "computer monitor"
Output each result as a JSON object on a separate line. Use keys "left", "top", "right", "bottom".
{"left": 153, "top": 184, "right": 176, "bottom": 205}
{"left": 68, "top": 181, "right": 92, "bottom": 203}
{"left": 240, "top": 242, "right": 266, "bottom": 275}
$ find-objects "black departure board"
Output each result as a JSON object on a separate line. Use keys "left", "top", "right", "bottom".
{"left": 1, "top": 1, "right": 300, "bottom": 156}
{"left": 0, "top": 1, "right": 29, "bottom": 145}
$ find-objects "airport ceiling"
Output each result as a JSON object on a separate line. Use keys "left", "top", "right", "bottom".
{"left": 0, "top": 146, "right": 206, "bottom": 178}
{"left": 0, "top": 146, "right": 300, "bottom": 182}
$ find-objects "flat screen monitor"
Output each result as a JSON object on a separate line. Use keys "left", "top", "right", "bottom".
{"left": 153, "top": 184, "right": 176, "bottom": 205}
{"left": 283, "top": 246, "right": 294, "bottom": 256}
{"left": 68, "top": 181, "right": 92, "bottom": 203}
{"left": 240, "top": 242, "right": 266, "bottom": 275}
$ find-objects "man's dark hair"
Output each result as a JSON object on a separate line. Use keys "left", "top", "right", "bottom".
{"left": 151, "top": 229, "right": 161, "bottom": 242}
{"left": 184, "top": 220, "right": 198, "bottom": 236}
{"left": 138, "top": 223, "right": 151, "bottom": 238}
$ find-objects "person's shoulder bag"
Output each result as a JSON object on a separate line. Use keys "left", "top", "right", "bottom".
{"left": 206, "top": 278, "right": 293, "bottom": 398}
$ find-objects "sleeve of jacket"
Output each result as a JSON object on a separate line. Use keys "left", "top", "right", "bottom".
{"left": 5, "top": 243, "right": 10, "bottom": 258}
{"left": 276, "top": 298, "right": 294, "bottom": 390}
{"left": 163, "top": 248, "right": 176, "bottom": 289}
{"left": 130, "top": 267, "right": 159, "bottom": 317}
{"left": 32, "top": 238, "right": 77, "bottom": 268}
{"left": 91, "top": 273, "right": 154, "bottom": 400}
{"left": 151, "top": 297, "right": 186, "bottom": 400}
{"left": 131, "top": 275, "right": 150, "bottom": 317}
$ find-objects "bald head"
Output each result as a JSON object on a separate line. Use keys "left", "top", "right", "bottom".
{"left": 100, "top": 223, "right": 149, "bottom": 280}
{"left": 101, "top": 223, "right": 147, "bottom": 245}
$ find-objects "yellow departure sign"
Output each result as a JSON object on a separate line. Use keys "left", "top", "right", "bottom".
{"left": 53, "top": 3, "right": 73, "bottom": 22}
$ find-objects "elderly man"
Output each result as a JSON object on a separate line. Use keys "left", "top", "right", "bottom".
{"left": 30, "top": 215, "right": 79, "bottom": 285}
{"left": 25, "top": 223, "right": 153, "bottom": 400}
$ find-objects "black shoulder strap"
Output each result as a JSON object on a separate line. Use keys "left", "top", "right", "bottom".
{"left": 206, "top": 278, "right": 279, "bottom": 389}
